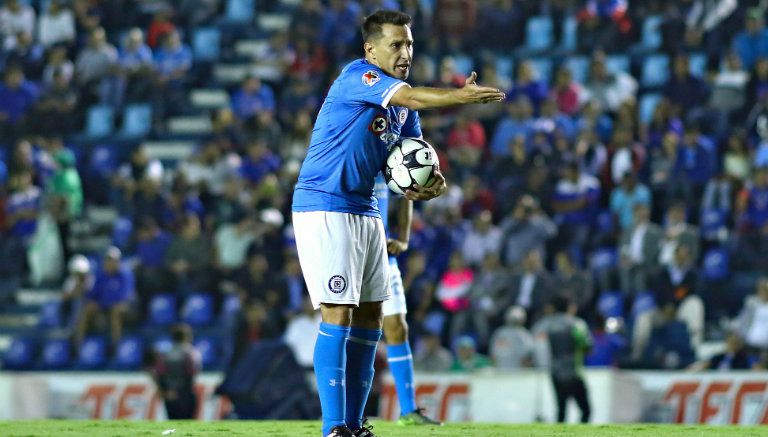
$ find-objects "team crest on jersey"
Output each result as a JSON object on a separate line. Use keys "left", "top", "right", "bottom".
{"left": 398, "top": 108, "right": 408, "bottom": 124}
{"left": 328, "top": 275, "right": 347, "bottom": 293}
{"left": 370, "top": 115, "right": 387, "bottom": 133}
{"left": 362, "top": 70, "right": 380, "bottom": 86}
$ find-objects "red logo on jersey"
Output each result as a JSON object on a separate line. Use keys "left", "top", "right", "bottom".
{"left": 369, "top": 115, "right": 387, "bottom": 133}
{"left": 362, "top": 70, "right": 380, "bottom": 86}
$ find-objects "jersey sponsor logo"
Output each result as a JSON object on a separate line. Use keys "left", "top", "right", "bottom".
{"left": 362, "top": 70, "right": 380, "bottom": 86}
{"left": 398, "top": 108, "right": 408, "bottom": 124}
{"left": 370, "top": 115, "right": 387, "bottom": 133}
{"left": 328, "top": 275, "right": 347, "bottom": 293}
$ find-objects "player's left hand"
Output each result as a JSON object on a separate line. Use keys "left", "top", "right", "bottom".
{"left": 387, "top": 238, "right": 408, "bottom": 256}
{"left": 405, "top": 170, "right": 446, "bottom": 201}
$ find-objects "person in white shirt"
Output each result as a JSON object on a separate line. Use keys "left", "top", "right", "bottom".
{"left": 619, "top": 203, "right": 663, "bottom": 295}
{"left": 284, "top": 296, "right": 322, "bottom": 368}
{"left": 38, "top": 0, "right": 75, "bottom": 48}
{"left": 737, "top": 277, "right": 768, "bottom": 351}
{"left": 461, "top": 209, "right": 502, "bottom": 268}
{"left": 0, "top": 0, "right": 35, "bottom": 49}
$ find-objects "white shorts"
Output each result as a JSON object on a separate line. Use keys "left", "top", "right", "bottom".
{"left": 382, "top": 258, "right": 407, "bottom": 317}
{"left": 293, "top": 211, "right": 390, "bottom": 309}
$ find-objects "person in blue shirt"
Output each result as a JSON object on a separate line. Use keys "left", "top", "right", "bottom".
{"left": 230, "top": 75, "right": 277, "bottom": 123}
{"left": 292, "top": 9, "right": 504, "bottom": 437}
{"left": 0, "top": 65, "right": 39, "bottom": 139}
{"left": 75, "top": 246, "right": 135, "bottom": 347}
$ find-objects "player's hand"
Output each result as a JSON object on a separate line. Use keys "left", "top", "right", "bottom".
{"left": 387, "top": 238, "right": 408, "bottom": 256}
{"left": 405, "top": 170, "right": 446, "bottom": 201}
{"left": 457, "top": 71, "right": 506, "bottom": 104}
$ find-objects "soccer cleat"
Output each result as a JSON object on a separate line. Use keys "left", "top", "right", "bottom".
{"left": 326, "top": 425, "right": 353, "bottom": 437}
{"left": 351, "top": 419, "right": 378, "bottom": 437}
{"left": 397, "top": 407, "right": 443, "bottom": 426}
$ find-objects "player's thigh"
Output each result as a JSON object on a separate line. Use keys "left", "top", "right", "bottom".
{"left": 293, "top": 211, "right": 364, "bottom": 309}
{"left": 359, "top": 216, "right": 390, "bottom": 304}
{"left": 382, "top": 260, "right": 407, "bottom": 317}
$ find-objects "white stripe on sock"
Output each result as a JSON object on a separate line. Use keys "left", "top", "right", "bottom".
{"left": 387, "top": 354, "right": 413, "bottom": 363}
{"left": 318, "top": 330, "right": 333, "bottom": 337}
{"left": 348, "top": 336, "right": 378, "bottom": 346}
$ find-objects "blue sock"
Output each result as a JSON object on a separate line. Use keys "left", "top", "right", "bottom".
{"left": 314, "top": 322, "right": 350, "bottom": 436}
{"left": 345, "top": 326, "right": 382, "bottom": 430}
{"left": 386, "top": 341, "right": 417, "bottom": 416}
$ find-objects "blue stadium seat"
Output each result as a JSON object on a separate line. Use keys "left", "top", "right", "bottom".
{"left": 221, "top": 293, "right": 241, "bottom": 320}
{"left": 149, "top": 294, "right": 178, "bottom": 327}
{"left": 78, "top": 336, "right": 107, "bottom": 369}
{"left": 495, "top": 56, "right": 514, "bottom": 81}
{"left": 120, "top": 104, "right": 153, "bottom": 137}
{"left": 590, "top": 247, "right": 618, "bottom": 273}
{"left": 703, "top": 247, "right": 730, "bottom": 281}
{"left": 639, "top": 93, "right": 662, "bottom": 125}
{"left": 525, "top": 16, "right": 554, "bottom": 52}
{"left": 561, "top": 16, "right": 577, "bottom": 52}
{"left": 84, "top": 105, "right": 114, "bottom": 138}
{"left": 193, "top": 27, "right": 221, "bottom": 62}
{"left": 700, "top": 208, "right": 728, "bottom": 241}
{"left": 637, "top": 15, "right": 662, "bottom": 51}
{"left": 41, "top": 338, "right": 71, "bottom": 369}
{"left": 595, "top": 210, "right": 616, "bottom": 234}
{"left": 689, "top": 52, "right": 707, "bottom": 77}
{"left": 641, "top": 54, "right": 670, "bottom": 88}
{"left": 564, "top": 56, "right": 589, "bottom": 84}
{"left": 606, "top": 55, "right": 630, "bottom": 74}
{"left": 182, "top": 293, "right": 214, "bottom": 327}
{"left": 112, "top": 216, "right": 133, "bottom": 250}
{"left": 597, "top": 291, "right": 625, "bottom": 319}
{"left": 88, "top": 145, "right": 117, "bottom": 178}
{"left": 194, "top": 336, "right": 220, "bottom": 369}
{"left": 631, "top": 291, "right": 656, "bottom": 318}
{"left": 3, "top": 338, "right": 36, "bottom": 370}
{"left": 152, "top": 335, "right": 173, "bottom": 354}
{"left": 114, "top": 336, "right": 144, "bottom": 370}
{"left": 38, "top": 300, "right": 61, "bottom": 329}
{"left": 225, "top": 0, "right": 255, "bottom": 23}
{"left": 528, "top": 58, "right": 553, "bottom": 83}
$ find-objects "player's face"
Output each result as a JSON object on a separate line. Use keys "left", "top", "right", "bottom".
{"left": 368, "top": 24, "right": 413, "bottom": 80}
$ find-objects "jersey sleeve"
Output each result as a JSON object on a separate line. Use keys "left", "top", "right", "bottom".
{"left": 401, "top": 109, "right": 422, "bottom": 138}
{"left": 346, "top": 64, "right": 409, "bottom": 109}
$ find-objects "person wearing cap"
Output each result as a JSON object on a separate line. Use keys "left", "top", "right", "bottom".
{"left": 489, "top": 306, "right": 535, "bottom": 370}
{"left": 450, "top": 335, "right": 491, "bottom": 372}
{"left": 75, "top": 246, "right": 135, "bottom": 346}
{"left": 733, "top": 7, "right": 768, "bottom": 71}
{"left": 60, "top": 254, "right": 94, "bottom": 329}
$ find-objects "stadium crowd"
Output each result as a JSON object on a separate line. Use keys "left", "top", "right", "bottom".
{"left": 1, "top": 0, "right": 768, "bottom": 374}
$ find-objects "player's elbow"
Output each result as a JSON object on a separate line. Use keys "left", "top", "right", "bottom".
{"left": 389, "top": 87, "right": 427, "bottom": 110}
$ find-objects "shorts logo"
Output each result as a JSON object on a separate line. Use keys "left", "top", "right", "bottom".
{"left": 328, "top": 275, "right": 347, "bottom": 293}
{"left": 362, "top": 70, "right": 380, "bottom": 86}
{"left": 370, "top": 115, "right": 387, "bottom": 133}
{"left": 398, "top": 108, "right": 408, "bottom": 124}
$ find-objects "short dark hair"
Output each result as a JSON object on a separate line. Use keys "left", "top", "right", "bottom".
{"left": 362, "top": 10, "right": 411, "bottom": 42}
{"left": 550, "top": 294, "right": 571, "bottom": 313}
{"left": 171, "top": 323, "right": 192, "bottom": 343}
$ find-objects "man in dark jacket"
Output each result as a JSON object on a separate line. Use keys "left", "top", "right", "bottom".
{"left": 151, "top": 324, "right": 201, "bottom": 419}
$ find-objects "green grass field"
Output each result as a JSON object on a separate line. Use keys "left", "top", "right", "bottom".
{"left": 3, "top": 421, "right": 768, "bottom": 437}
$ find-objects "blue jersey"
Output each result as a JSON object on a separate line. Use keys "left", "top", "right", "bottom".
{"left": 293, "top": 58, "right": 421, "bottom": 217}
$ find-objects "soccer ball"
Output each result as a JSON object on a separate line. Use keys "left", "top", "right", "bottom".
{"left": 383, "top": 137, "right": 439, "bottom": 195}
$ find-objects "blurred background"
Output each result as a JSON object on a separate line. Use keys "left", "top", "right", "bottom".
{"left": 0, "top": 0, "right": 767, "bottom": 425}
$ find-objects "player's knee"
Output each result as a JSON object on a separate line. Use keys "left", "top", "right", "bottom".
{"left": 351, "top": 301, "right": 383, "bottom": 330}
{"left": 383, "top": 314, "right": 408, "bottom": 344}
{"left": 320, "top": 303, "right": 354, "bottom": 326}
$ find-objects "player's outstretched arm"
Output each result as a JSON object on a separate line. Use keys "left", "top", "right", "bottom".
{"left": 390, "top": 72, "right": 505, "bottom": 110}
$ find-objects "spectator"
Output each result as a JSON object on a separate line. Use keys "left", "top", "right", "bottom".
{"left": 640, "top": 302, "right": 696, "bottom": 370}
{"left": 115, "top": 28, "right": 153, "bottom": 104}
{"left": 500, "top": 248, "right": 557, "bottom": 325}
{"left": 499, "top": 195, "right": 557, "bottom": 267}
{"left": 113, "top": 145, "right": 164, "bottom": 215}
{"left": 231, "top": 75, "right": 276, "bottom": 126}
{"left": 47, "top": 146, "right": 83, "bottom": 262}
{"left": 42, "top": 45, "right": 74, "bottom": 87}
{"left": 283, "top": 296, "right": 321, "bottom": 368}
{"left": 240, "top": 138, "right": 281, "bottom": 186}
{"left": 234, "top": 253, "right": 286, "bottom": 313}
{"left": 722, "top": 132, "right": 750, "bottom": 182}
{"left": 610, "top": 172, "right": 652, "bottom": 230}
{"left": 37, "top": 0, "right": 76, "bottom": 48}
{"left": 460, "top": 209, "right": 501, "bottom": 268}
{"left": 489, "top": 96, "right": 534, "bottom": 157}
{"left": 554, "top": 251, "right": 594, "bottom": 313}
{"left": 552, "top": 160, "right": 601, "bottom": 261}
{"left": 231, "top": 299, "right": 284, "bottom": 363}
{"left": 60, "top": 254, "right": 94, "bottom": 330}
{"left": 33, "top": 70, "right": 79, "bottom": 135}
{"left": 659, "top": 203, "right": 700, "bottom": 267}
{"left": 450, "top": 335, "right": 491, "bottom": 372}
{"left": 736, "top": 166, "right": 768, "bottom": 262}
{"left": 0, "top": 65, "right": 39, "bottom": 138}
{"left": 152, "top": 30, "right": 191, "bottom": 117}
{"left": 533, "top": 295, "right": 592, "bottom": 423}
{"left": 618, "top": 203, "right": 662, "bottom": 295}
{"left": 435, "top": 251, "right": 474, "bottom": 314}
{"left": 146, "top": 8, "right": 175, "bottom": 49}
{"left": 653, "top": 245, "right": 705, "bottom": 347}
{"left": 584, "top": 55, "right": 637, "bottom": 113}
{"left": 150, "top": 323, "right": 201, "bottom": 419}
{"left": 433, "top": 0, "right": 477, "bottom": 52}
{"left": 669, "top": 125, "right": 714, "bottom": 210}
{"left": 446, "top": 111, "right": 487, "bottom": 178}
{"left": 214, "top": 211, "right": 258, "bottom": 278}
{"left": 663, "top": 53, "right": 710, "bottom": 118}
{"left": 166, "top": 213, "right": 214, "bottom": 294}
{"left": 508, "top": 61, "right": 549, "bottom": 114}
{"left": 5, "top": 169, "right": 41, "bottom": 246}
{"left": 75, "top": 246, "right": 134, "bottom": 345}
{"left": 576, "top": 0, "right": 631, "bottom": 53}
{"left": 134, "top": 216, "right": 173, "bottom": 304}
{"left": 736, "top": 277, "right": 768, "bottom": 352}
{"left": 688, "top": 331, "right": 752, "bottom": 371}
{"left": 0, "top": 0, "right": 35, "bottom": 49}
{"left": 414, "top": 332, "right": 453, "bottom": 372}
{"left": 732, "top": 7, "right": 768, "bottom": 71}
{"left": 5, "top": 31, "right": 44, "bottom": 77}
{"left": 552, "top": 66, "right": 587, "bottom": 116}
{"left": 684, "top": 0, "right": 737, "bottom": 59}
{"left": 75, "top": 27, "right": 117, "bottom": 105}
{"left": 489, "top": 306, "right": 534, "bottom": 369}
{"left": 585, "top": 315, "right": 626, "bottom": 367}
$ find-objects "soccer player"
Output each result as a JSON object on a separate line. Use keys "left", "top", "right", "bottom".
{"left": 291, "top": 10, "right": 505, "bottom": 437}
{"left": 375, "top": 177, "right": 441, "bottom": 426}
